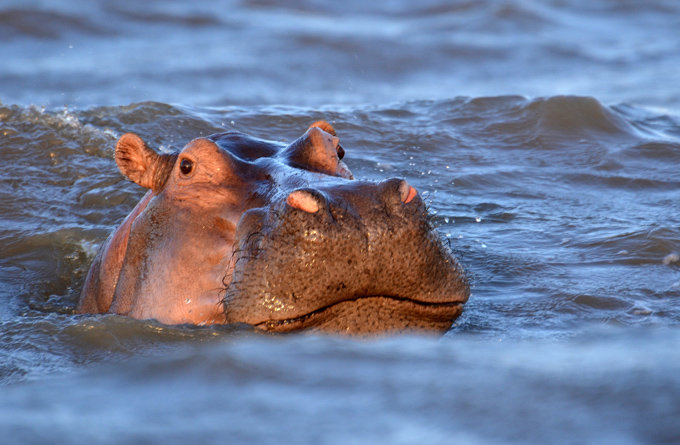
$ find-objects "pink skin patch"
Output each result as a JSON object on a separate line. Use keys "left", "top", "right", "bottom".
{"left": 287, "top": 190, "right": 320, "bottom": 213}
{"left": 399, "top": 180, "right": 418, "bottom": 204}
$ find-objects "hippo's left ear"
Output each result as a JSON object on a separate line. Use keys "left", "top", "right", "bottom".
{"left": 115, "top": 133, "right": 178, "bottom": 192}
{"left": 309, "top": 120, "right": 337, "bottom": 136}
{"left": 282, "top": 122, "right": 353, "bottom": 179}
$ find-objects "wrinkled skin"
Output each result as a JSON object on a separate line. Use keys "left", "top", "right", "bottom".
{"left": 77, "top": 121, "right": 469, "bottom": 335}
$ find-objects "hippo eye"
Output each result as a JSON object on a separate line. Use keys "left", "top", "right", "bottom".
{"left": 337, "top": 144, "right": 345, "bottom": 160}
{"left": 179, "top": 158, "right": 194, "bottom": 175}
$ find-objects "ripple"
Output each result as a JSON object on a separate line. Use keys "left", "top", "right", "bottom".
{"left": 529, "top": 96, "right": 636, "bottom": 136}
{"left": 624, "top": 141, "right": 680, "bottom": 161}
{"left": 0, "top": 8, "right": 110, "bottom": 39}
{"left": 564, "top": 172, "right": 680, "bottom": 190}
{"left": 567, "top": 227, "right": 680, "bottom": 265}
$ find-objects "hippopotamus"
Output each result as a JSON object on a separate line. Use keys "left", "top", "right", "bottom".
{"left": 77, "top": 121, "right": 469, "bottom": 335}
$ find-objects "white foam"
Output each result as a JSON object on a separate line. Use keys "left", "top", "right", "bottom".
{"left": 663, "top": 253, "right": 679, "bottom": 266}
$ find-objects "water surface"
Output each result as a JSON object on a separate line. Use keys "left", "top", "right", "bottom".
{"left": 1, "top": 0, "right": 679, "bottom": 443}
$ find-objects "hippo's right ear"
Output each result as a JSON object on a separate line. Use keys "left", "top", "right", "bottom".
{"left": 115, "top": 133, "right": 178, "bottom": 192}
{"left": 283, "top": 125, "right": 353, "bottom": 179}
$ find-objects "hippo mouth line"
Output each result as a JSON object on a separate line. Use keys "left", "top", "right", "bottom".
{"left": 253, "top": 295, "right": 465, "bottom": 333}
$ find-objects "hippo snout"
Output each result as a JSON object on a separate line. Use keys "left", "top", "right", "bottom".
{"left": 285, "top": 178, "right": 419, "bottom": 217}
{"left": 224, "top": 177, "right": 469, "bottom": 335}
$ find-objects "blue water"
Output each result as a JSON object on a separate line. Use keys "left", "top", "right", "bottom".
{"left": 3, "top": 0, "right": 680, "bottom": 108}
{"left": 1, "top": 1, "right": 680, "bottom": 443}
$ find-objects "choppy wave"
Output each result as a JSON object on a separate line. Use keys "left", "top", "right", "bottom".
{"left": 3, "top": 0, "right": 680, "bottom": 107}
{"left": 2, "top": 96, "right": 680, "bottom": 442}
{"left": 3, "top": 0, "right": 680, "bottom": 440}
{"left": 2, "top": 96, "right": 679, "bottom": 337}
{"left": 2, "top": 329, "right": 679, "bottom": 444}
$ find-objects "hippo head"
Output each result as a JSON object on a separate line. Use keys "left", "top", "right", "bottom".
{"left": 78, "top": 121, "right": 469, "bottom": 335}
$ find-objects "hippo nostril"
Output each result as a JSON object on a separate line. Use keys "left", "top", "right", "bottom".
{"left": 286, "top": 190, "right": 320, "bottom": 213}
{"left": 337, "top": 144, "right": 345, "bottom": 160}
{"left": 398, "top": 180, "right": 418, "bottom": 204}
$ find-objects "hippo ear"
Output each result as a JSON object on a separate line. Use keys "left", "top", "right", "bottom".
{"left": 115, "top": 133, "right": 178, "bottom": 192}
{"left": 283, "top": 124, "right": 353, "bottom": 179}
{"left": 308, "top": 120, "right": 337, "bottom": 136}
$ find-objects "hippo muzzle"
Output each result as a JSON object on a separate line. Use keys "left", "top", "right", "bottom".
{"left": 224, "top": 177, "right": 469, "bottom": 335}
{"left": 77, "top": 121, "right": 469, "bottom": 335}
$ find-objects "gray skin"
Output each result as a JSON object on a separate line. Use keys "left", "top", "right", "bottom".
{"left": 77, "top": 121, "right": 470, "bottom": 335}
